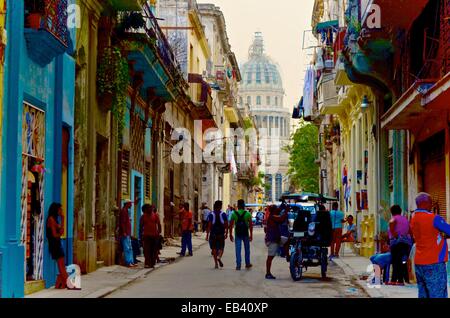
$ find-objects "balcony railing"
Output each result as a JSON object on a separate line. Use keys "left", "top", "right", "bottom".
{"left": 25, "top": 0, "right": 69, "bottom": 46}
{"left": 188, "top": 73, "right": 212, "bottom": 108}
{"left": 24, "top": 0, "right": 69, "bottom": 66}
{"left": 142, "top": 3, "right": 186, "bottom": 86}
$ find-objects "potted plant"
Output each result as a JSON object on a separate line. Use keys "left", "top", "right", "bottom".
{"left": 25, "top": 0, "right": 45, "bottom": 29}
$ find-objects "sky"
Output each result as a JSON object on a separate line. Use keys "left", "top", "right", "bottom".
{"left": 197, "top": 0, "right": 316, "bottom": 111}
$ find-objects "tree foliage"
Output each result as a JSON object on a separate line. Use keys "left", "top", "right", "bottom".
{"left": 286, "top": 121, "right": 319, "bottom": 193}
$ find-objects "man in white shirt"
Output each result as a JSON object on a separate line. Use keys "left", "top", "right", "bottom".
{"left": 201, "top": 203, "right": 211, "bottom": 232}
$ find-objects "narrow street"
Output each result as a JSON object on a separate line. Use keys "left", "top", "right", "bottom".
{"left": 107, "top": 228, "right": 368, "bottom": 298}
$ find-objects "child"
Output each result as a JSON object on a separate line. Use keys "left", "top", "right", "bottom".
{"left": 341, "top": 215, "right": 356, "bottom": 242}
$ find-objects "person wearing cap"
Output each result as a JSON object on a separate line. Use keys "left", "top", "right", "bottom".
{"left": 119, "top": 200, "right": 137, "bottom": 267}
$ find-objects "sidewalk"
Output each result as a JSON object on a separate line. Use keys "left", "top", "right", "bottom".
{"left": 333, "top": 245, "right": 417, "bottom": 298}
{"left": 27, "top": 232, "right": 208, "bottom": 298}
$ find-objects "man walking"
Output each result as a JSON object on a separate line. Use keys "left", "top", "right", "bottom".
{"left": 118, "top": 200, "right": 137, "bottom": 267}
{"left": 229, "top": 199, "right": 253, "bottom": 270}
{"left": 140, "top": 204, "right": 161, "bottom": 268}
{"left": 206, "top": 200, "right": 228, "bottom": 269}
{"left": 411, "top": 192, "right": 450, "bottom": 298}
{"left": 179, "top": 202, "right": 194, "bottom": 256}
{"left": 329, "top": 202, "right": 345, "bottom": 258}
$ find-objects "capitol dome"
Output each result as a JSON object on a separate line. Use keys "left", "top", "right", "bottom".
{"left": 240, "top": 32, "right": 284, "bottom": 93}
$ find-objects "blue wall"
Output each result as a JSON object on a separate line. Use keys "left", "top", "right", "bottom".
{"left": 0, "top": 0, "right": 75, "bottom": 297}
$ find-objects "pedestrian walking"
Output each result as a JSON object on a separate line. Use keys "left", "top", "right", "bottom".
{"left": 201, "top": 203, "right": 211, "bottom": 232}
{"left": 264, "top": 205, "right": 288, "bottom": 279}
{"left": 118, "top": 200, "right": 137, "bottom": 267}
{"left": 179, "top": 202, "right": 194, "bottom": 256}
{"left": 329, "top": 202, "right": 345, "bottom": 258}
{"left": 229, "top": 199, "right": 253, "bottom": 270}
{"left": 387, "top": 205, "right": 412, "bottom": 286}
{"left": 140, "top": 204, "right": 161, "bottom": 268}
{"left": 206, "top": 200, "right": 228, "bottom": 269}
{"left": 410, "top": 192, "right": 450, "bottom": 298}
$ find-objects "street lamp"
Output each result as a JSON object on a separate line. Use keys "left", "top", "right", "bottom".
{"left": 361, "top": 95, "right": 371, "bottom": 110}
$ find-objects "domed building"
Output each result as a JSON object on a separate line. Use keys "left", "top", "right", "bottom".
{"left": 238, "top": 32, "right": 291, "bottom": 202}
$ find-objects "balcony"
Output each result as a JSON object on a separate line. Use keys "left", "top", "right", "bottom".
{"left": 24, "top": 0, "right": 69, "bottom": 66}
{"left": 317, "top": 73, "right": 343, "bottom": 115}
{"left": 188, "top": 73, "right": 213, "bottom": 120}
{"left": 122, "top": 3, "right": 187, "bottom": 102}
{"left": 334, "top": 55, "right": 353, "bottom": 86}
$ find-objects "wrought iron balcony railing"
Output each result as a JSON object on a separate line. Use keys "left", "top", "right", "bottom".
{"left": 24, "top": 0, "right": 70, "bottom": 66}
{"left": 25, "top": 0, "right": 69, "bottom": 47}
{"left": 142, "top": 2, "right": 186, "bottom": 87}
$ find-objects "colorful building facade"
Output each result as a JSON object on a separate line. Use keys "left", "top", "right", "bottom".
{"left": 0, "top": 0, "right": 75, "bottom": 297}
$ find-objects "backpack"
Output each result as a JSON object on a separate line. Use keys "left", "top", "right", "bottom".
{"left": 235, "top": 211, "right": 249, "bottom": 237}
{"left": 211, "top": 211, "right": 226, "bottom": 235}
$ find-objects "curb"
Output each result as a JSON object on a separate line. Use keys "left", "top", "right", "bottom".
{"left": 332, "top": 258, "right": 384, "bottom": 298}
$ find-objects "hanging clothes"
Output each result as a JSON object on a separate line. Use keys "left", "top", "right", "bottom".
{"left": 302, "top": 66, "right": 315, "bottom": 118}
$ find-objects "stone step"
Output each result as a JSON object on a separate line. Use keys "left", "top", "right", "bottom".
{"left": 96, "top": 261, "right": 105, "bottom": 270}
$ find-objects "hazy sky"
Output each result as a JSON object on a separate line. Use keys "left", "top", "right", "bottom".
{"left": 197, "top": 0, "right": 316, "bottom": 110}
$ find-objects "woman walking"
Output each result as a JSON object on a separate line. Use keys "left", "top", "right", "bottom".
{"left": 46, "top": 203, "right": 71, "bottom": 289}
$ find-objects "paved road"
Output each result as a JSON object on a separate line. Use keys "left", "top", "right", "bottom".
{"left": 107, "top": 228, "right": 368, "bottom": 298}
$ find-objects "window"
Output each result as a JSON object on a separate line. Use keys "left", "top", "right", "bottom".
{"left": 275, "top": 174, "right": 283, "bottom": 201}
{"left": 247, "top": 72, "right": 252, "bottom": 84}
{"left": 256, "top": 96, "right": 261, "bottom": 105}
{"left": 275, "top": 97, "right": 278, "bottom": 106}
{"left": 266, "top": 96, "right": 270, "bottom": 106}
{"left": 121, "top": 150, "right": 130, "bottom": 195}
{"left": 247, "top": 96, "right": 251, "bottom": 105}
{"left": 264, "top": 65, "right": 270, "bottom": 83}
{"left": 256, "top": 64, "right": 261, "bottom": 84}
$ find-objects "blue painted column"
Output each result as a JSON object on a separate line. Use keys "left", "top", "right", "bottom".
{"left": 0, "top": 0, "right": 25, "bottom": 298}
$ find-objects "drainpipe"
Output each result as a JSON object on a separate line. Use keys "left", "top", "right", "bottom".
{"left": 375, "top": 95, "right": 381, "bottom": 253}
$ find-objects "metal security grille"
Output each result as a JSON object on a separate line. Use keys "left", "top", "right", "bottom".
{"left": 130, "top": 112, "right": 145, "bottom": 174}
{"left": 421, "top": 131, "right": 446, "bottom": 219}
{"left": 145, "top": 161, "right": 151, "bottom": 200}
{"left": 388, "top": 147, "right": 394, "bottom": 193}
{"left": 21, "top": 103, "right": 45, "bottom": 281}
{"left": 121, "top": 150, "right": 130, "bottom": 196}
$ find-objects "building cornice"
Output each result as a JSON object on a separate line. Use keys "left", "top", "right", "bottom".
{"left": 188, "top": 9, "right": 211, "bottom": 59}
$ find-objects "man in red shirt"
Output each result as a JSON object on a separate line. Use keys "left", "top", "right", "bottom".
{"left": 179, "top": 202, "right": 194, "bottom": 256}
{"left": 411, "top": 192, "right": 450, "bottom": 298}
{"left": 140, "top": 204, "right": 161, "bottom": 268}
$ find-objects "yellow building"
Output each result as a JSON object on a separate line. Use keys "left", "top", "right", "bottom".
{"left": 311, "top": 0, "right": 377, "bottom": 257}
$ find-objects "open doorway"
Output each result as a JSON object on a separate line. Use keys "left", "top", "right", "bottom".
{"left": 130, "top": 171, "right": 144, "bottom": 237}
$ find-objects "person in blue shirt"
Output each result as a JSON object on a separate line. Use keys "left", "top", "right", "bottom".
{"left": 329, "top": 202, "right": 345, "bottom": 258}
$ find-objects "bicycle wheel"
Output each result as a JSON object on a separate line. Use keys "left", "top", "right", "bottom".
{"left": 290, "top": 250, "right": 303, "bottom": 281}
